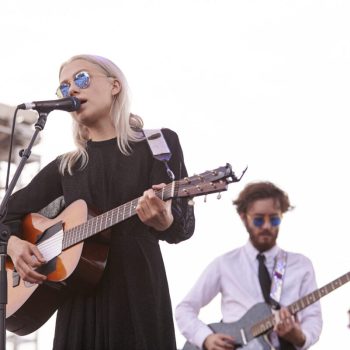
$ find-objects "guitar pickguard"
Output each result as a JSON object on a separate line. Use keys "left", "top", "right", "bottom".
{"left": 35, "top": 221, "right": 64, "bottom": 244}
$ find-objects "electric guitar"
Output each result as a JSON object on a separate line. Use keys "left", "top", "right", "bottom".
{"left": 6, "top": 163, "right": 245, "bottom": 336}
{"left": 182, "top": 271, "right": 350, "bottom": 349}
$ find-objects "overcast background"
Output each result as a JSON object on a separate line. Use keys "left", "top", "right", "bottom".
{"left": 1, "top": 1, "right": 350, "bottom": 349}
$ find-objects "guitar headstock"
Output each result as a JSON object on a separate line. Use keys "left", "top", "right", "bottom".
{"left": 174, "top": 163, "right": 247, "bottom": 199}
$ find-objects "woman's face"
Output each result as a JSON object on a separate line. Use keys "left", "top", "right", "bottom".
{"left": 59, "top": 59, "right": 120, "bottom": 128}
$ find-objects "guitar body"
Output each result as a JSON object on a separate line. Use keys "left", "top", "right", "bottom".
{"left": 6, "top": 199, "right": 110, "bottom": 336}
{"left": 182, "top": 303, "right": 285, "bottom": 350}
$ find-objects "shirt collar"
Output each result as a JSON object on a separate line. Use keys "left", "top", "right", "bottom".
{"left": 244, "top": 239, "right": 280, "bottom": 263}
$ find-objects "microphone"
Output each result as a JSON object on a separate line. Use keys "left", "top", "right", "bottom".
{"left": 17, "top": 97, "right": 81, "bottom": 113}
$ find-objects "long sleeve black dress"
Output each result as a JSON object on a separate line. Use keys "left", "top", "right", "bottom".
{"left": 5, "top": 128, "right": 195, "bottom": 350}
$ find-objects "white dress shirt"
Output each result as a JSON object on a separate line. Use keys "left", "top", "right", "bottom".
{"left": 175, "top": 240, "right": 322, "bottom": 349}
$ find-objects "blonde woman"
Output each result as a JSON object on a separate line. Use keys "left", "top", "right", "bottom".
{"left": 6, "top": 54, "right": 195, "bottom": 350}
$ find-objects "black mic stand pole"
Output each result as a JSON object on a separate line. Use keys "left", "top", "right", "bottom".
{"left": 0, "top": 111, "right": 48, "bottom": 350}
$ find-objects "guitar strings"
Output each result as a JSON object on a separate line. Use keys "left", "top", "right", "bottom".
{"left": 35, "top": 184, "right": 176, "bottom": 259}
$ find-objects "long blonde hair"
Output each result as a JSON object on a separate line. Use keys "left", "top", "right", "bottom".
{"left": 58, "top": 54, "right": 143, "bottom": 175}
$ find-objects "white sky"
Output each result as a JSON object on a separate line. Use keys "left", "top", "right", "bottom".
{"left": 1, "top": 0, "right": 350, "bottom": 349}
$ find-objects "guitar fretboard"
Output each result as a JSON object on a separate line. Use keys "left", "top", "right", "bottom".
{"left": 53, "top": 164, "right": 234, "bottom": 251}
{"left": 251, "top": 271, "right": 350, "bottom": 337}
{"left": 61, "top": 181, "right": 176, "bottom": 250}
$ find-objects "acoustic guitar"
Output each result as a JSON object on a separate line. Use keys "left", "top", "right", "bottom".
{"left": 6, "top": 163, "right": 244, "bottom": 336}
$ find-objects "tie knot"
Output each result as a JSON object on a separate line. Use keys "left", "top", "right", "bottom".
{"left": 257, "top": 253, "right": 266, "bottom": 263}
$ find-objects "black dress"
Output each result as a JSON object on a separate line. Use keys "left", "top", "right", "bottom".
{"left": 5, "top": 129, "right": 195, "bottom": 350}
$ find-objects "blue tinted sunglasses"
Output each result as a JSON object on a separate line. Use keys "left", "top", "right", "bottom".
{"left": 56, "top": 71, "right": 110, "bottom": 98}
{"left": 247, "top": 214, "right": 282, "bottom": 228}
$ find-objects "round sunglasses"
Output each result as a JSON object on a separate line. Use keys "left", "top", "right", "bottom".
{"left": 247, "top": 214, "right": 282, "bottom": 228}
{"left": 56, "top": 71, "right": 110, "bottom": 98}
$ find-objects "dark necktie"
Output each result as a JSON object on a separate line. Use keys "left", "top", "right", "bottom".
{"left": 257, "top": 253, "right": 271, "bottom": 304}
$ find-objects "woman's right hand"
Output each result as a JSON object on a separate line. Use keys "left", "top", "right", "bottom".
{"left": 7, "top": 236, "right": 47, "bottom": 284}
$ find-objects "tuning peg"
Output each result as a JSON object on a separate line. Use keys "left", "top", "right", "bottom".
{"left": 188, "top": 198, "right": 195, "bottom": 206}
{"left": 204, "top": 195, "right": 207, "bottom": 203}
{"left": 217, "top": 192, "right": 222, "bottom": 200}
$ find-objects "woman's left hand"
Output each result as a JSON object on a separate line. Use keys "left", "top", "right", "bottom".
{"left": 136, "top": 183, "right": 174, "bottom": 231}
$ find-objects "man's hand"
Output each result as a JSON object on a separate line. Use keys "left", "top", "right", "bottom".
{"left": 203, "top": 333, "right": 236, "bottom": 350}
{"left": 274, "top": 307, "right": 306, "bottom": 347}
{"left": 136, "top": 183, "right": 174, "bottom": 231}
{"left": 7, "top": 235, "right": 47, "bottom": 284}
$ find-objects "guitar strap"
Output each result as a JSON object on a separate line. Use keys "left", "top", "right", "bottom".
{"left": 142, "top": 129, "right": 175, "bottom": 181}
{"left": 269, "top": 250, "right": 296, "bottom": 350}
{"left": 270, "top": 249, "right": 288, "bottom": 307}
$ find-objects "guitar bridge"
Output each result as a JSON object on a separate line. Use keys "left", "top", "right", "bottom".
{"left": 240, "top": 328, "right": 248, "bottom": 345}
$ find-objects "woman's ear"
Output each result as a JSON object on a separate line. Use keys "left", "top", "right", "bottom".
{"left": 112, "top": 79, "right": 121, "bottom": 95}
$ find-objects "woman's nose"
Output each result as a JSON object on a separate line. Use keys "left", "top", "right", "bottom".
{"left": 68, "top": 82, "right": 79, "bottom": 96}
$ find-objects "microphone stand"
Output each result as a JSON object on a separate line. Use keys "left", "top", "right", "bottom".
{"left": 0, "top": 111, "right": 48, "bottom": 350}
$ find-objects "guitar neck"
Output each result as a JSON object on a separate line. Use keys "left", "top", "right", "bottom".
{"left": 59, "top": 163, "right": 238, "bottom": 251}
{"left": 62, "top": 182, "right": 176, "bottom": 249}
{"left": 252, "top": 271, "right": 350, "bottom": 337}
{"left": 287, "top": 271, "right": 350, "bottom": 314}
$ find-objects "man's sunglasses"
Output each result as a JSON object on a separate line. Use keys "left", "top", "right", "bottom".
{"left": 247, "top": 214, "right": 282, "bottom": 228}
{"left": 56, "top": 71, "right": 110, "bottom": 98}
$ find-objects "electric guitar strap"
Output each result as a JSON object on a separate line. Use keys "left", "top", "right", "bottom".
{"left": 269, "top": 250, "right": 296, "bottom": 350}
{"left": 270, "top": 250, "right": 288, "bottom": 306}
